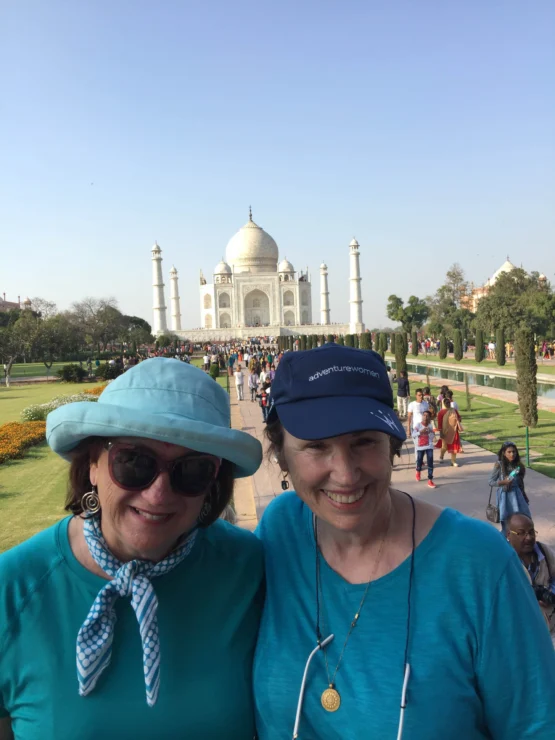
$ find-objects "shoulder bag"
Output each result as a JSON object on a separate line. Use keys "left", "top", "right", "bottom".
{"left": 486, "top": 486, "right": 500, "bottom": 524}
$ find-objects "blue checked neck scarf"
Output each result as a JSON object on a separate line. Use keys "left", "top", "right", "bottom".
{"left": 77, "top": 515, "right": 197, "bottom": 706}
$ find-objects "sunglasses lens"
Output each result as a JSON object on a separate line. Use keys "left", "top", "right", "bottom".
{"left": 171, "top": 456, "right": 218, "bottom": 496}
{"left": 111, "top": 448, "right": 158, "bottom": 489}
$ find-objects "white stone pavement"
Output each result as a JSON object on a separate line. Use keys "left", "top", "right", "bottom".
{"left": 230, "top": 385, "right": 555, "bottom": 547}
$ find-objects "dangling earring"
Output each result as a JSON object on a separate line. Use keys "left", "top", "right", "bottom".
{"left": 81, "top": 486, "right": 100, "bottom": 516}
{"left": 281, "top": 473, "right": 290, "bottom": 491}
{"left": 198, "top": 500, "right": 212, "bottom": 524}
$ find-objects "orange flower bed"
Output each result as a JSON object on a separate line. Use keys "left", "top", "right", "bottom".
{"left": 84, "top": 385, "right": 106, "bottom": 396}
{"left": 0, "top": 421, "right": 47, "bottom": 465}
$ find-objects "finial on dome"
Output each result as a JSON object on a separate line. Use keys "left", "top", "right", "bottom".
{"left": 249, "top": 205, "right": 252, "bottom": 222}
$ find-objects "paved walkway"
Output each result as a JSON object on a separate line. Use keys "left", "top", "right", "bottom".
{"left": 229, "top": 384, "right": 555, "bottom": 546}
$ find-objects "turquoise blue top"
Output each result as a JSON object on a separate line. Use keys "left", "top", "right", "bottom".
{"left": 0, "top": 517, "right": 263, "bottom": 739}
{"left": 253, "top": 493, "right": 555, "bottom": 739}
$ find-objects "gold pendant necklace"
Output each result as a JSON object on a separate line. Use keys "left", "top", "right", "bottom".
{"left": 315, "top": 508, "right": 392, "bottom": 712}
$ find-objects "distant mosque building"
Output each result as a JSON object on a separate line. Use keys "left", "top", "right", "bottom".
{"left": 462, "top": 257, "right": 547, "bottom": 313}
{"left": 151, "top": 209, "right": 365, "bottom": 340}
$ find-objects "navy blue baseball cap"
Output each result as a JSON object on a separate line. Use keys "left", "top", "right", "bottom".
{"left": 268, "top": 344, "right": 406, "bottom": 442}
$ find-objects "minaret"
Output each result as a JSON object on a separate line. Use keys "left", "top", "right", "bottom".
{"left": 320, "top": 262, "right": 330, "bottom": 325}
{"left": 349, "top": 237, "right": 364, "bottom": 334}
{"left": 151, "top": 241, "right": 168, "bottom": 334}
{"left": 169, "top": 265, "right": 182, "bottom": 331}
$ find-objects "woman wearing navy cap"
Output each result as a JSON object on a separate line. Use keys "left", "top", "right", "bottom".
{"left": 0, "top": 358, "right": 263, "bottom": 740}
{"left": 253, "top": 344, "right": 555, "bottom": 739}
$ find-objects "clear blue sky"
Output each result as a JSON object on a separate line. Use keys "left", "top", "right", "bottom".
{"left": 2, "top": 0, "right": 554, "bottom": 329}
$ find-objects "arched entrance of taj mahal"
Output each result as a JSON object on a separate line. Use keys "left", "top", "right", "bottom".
{"left": 244, "top": 289, "right": 270, "bottom": 327}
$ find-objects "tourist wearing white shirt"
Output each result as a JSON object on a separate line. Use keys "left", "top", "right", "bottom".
{"left": 234, "top": 365, "right": 245, "bottom": 401}
{"left": 407, "top": 389, "right": 429, "bottom": 435}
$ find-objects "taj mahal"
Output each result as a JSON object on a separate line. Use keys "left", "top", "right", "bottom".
{"left": 150, "top": 209, "right": 365, "bottom": 340}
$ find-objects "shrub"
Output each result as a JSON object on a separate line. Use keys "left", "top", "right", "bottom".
{"left": 411, "top": 331, "right": 419, "bottom": 357}
{"left": 327, "top": 334, "right": 334, "bottom": 343}
{"left": 390, "top": 333, "right": 396, "bottom": 354}
{"left": 21, "top": 392, "right": 98, "bottom": 422}
{"left": 337, "top": 335, "right": 345, "bottom": 345}
{"left": 0, "top": 421, "right": 47, "bottom": 464}
{"left": 454, "top": 329, "right": 463, "bottom": 361}
{"left": 515, "top": 328, "right": 537, "bottom": 429}
{"left": 359, "top": 333, "right": 372, "bottom": 350}
{"left": 95, "top": 363, "right": 123, "bottom": 381}
{"left": 300, "top": 335, "right": 307, "bottom": 351}
{"left": 439, "top": 333, "right": 447, "bottom": 360}
{"left": 395, "top": 332, "right": 407, "bottom": 374}
{"left": 379, "top": 332, "right": 388, "bottom": 358}
{"left": 496, "top": 328, "right": 506, "bottom": 366}
{"left": 475, "top": 329, "right": 485, "bottom": 362}
{"left": 57, "top": 364, "right": 87, "bottom": 383}
{"left": 209, "top": 363, "right": 220, "bottom": 381}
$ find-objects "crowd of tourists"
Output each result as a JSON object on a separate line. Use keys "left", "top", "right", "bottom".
{"left": 1, "top": 340, "right": 554, "bottom": 739}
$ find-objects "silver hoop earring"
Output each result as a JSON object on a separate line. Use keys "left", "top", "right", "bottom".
{"left": 81, "top": 486, "right": 101, "bottom": 516}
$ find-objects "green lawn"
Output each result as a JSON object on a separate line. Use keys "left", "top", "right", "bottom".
{"left": 0, "top": 382, "right": 85, "bottom": 424}
{"left": 385, "top": 352, "right": 555, "bottom": 376}
{"left": 0, "top": 443, "right": 69, "bottom": 552}
{"left": 9, "top": 361, "right": 70, "bottom": 378}
{"left": 431, "top": 384, "right": 555, "bottom": 479}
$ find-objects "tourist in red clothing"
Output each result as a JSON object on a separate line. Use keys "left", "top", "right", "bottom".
{"left": 435, "top": 398, "right": 463, "bottom": 466}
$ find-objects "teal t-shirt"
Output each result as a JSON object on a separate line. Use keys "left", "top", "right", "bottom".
{"left": 253, "top": 493, "right": 555, "bottom": 739}
{"left": 0, "top": 517, "right": 263, "bottom": 739}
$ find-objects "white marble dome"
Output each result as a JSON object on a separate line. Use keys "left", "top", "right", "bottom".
{"left": 225, "top": 213, "right": 279, "bottom": 274}
{"left": 214, "top": 258, "right": 232, "bottom": 275}
{"left": 278, "top": 257, "right": 295, "bottom": 273}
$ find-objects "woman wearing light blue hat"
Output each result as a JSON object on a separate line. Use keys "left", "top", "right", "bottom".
{"left": 253, "top": 344, "right": 555, "bottom": 739}
{"left": 0, "top": 358, "right": 263, "bottom": 740}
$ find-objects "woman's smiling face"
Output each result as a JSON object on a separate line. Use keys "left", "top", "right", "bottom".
{"left": 279, "top": 428, "right": 393, "bottom": 534}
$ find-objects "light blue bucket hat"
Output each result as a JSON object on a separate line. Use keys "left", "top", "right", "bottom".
{"left": 46, "top": 357, "right": 262, "bottom": 478}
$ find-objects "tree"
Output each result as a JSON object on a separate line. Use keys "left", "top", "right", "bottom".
{"left": 390, "top": 333, "right": 396, "bottom": 354}
{"left": 30, "top": 297, "right": 58, "bottom": 319}
{"left": 439, "top": 333, "right": 447, "bottom": 360}
{"left": 476, "top": 268, "right": 555, "bottom": 337}
{"left": 425, "top": 264, "right": 474, "bottom": 336}
{"left": 345, "top": 334, "right": 354, "bottom": 348}
{"left": 495, "top": 328, "right": 506, "bottom": 366}
{"left": 475, "top": 329, "right": 485, "bottom": 362}
{"left": 515, "top": 328, "right": 537, "bottom": 431}
{"left": 71, "top": 297, "right": 121, "bottom": 350}
{"left": 359, "top": 333, "right": 372, "bottom": 350}
{"left": 411, "top": 330, "right": 418, "bottom": 357}
{"left": 300, "top": 334, "right": 307, "bottom": 351}
{"left": 353, "top": 334, "right": 359, "bottom": 348}
{"left": 379, "top": 332, "right": 388, "bottom": 358}
{"left": 337, "top": 335, "right": 344, "bottom": 346}
{"left": 395, "top": 332, "right": 407, "bottom": 374}
{"left": 287, "top": 336, "right": 294, "bottom": 350}
{"left": 327, "top": 334, "right": 334, "bottom": 343}
{"left": 386, "top": 295, "right": 429, "bottom": 333}
{"left": 453, "top": 329, "right": 463, "bottom": 361}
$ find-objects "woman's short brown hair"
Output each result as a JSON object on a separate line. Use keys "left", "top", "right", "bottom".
{"left": 66, "top": 437, "right": 234, "bottom": 528}
{"left": 264, "top": 415, "right": 403, "bottom": 465}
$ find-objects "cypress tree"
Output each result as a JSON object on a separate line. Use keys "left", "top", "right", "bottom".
{"left": 319, "top": 334, "right": 326, "bottom": 346}
{"left": 307, "top": 335, "right": 313, "bottom": 349}
{"left": 395, "top": 332, "right": 407, "bottom": 374}
{"left": 379, "top": 332, "right": 388, "bottom": 358}
{"left": 411, "top": 330, "right": 418, "bottom": 357}
{"left": 353, "top": 334, "right": 360, "bottom": 348}
{"left": 345, "top": 334, "right": 354, "bottom": 348}
{"left": 359, "top": 333, "right": 371, "bottom": 350}
{"left": 390, "top": 333, "right": 396, "bottom": 354}
{"left": 327, "top": 334, "right": 334, "bottom": 343}
{"left": 475, "top": 329, "right": 484, "bottom": 362}
{"left": 300, "top": 334, "right": 307, "bottom": 351}
{"left": 454, "top": 329, "right": 463, "bottom": 361}
{"left": 496, "top": 328, "right": 506, "bottom": 366}
{"left": 337, "top": 335, "right": 345, "bottom": 346}
{"left": 312, "top": 334, "right": 318, "bottom": 348}
{"left": 439, "top": 333, "right": 447, "bottom": 360}
{"left": 515, "top": 328, "right": 538, "bottom": 429}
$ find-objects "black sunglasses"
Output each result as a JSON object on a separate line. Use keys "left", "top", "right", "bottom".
{"left": 105, "top": 442, "right": 221, "bottom": 496}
